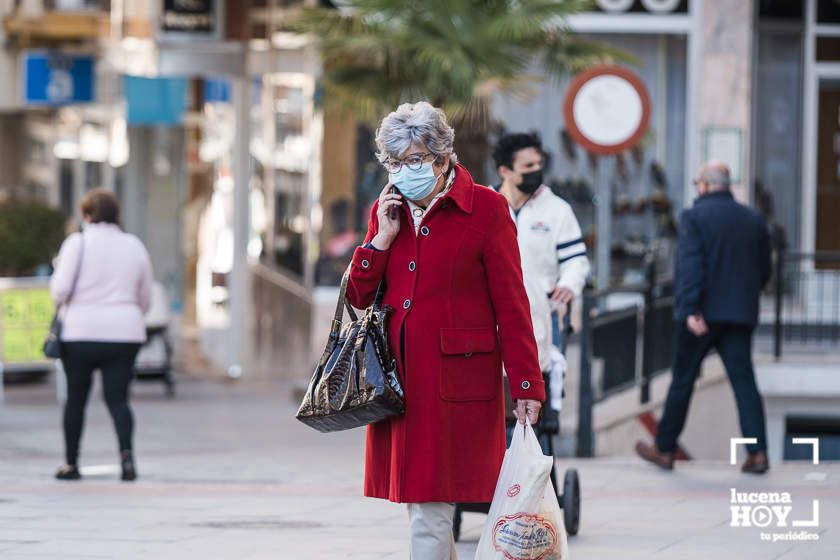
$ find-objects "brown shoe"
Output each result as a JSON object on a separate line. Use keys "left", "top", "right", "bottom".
{"left": 741, "top": 451, "right": 769, "bottom": 474}
{"left": 635, "top": 440, "right": 674, "bottom": 470}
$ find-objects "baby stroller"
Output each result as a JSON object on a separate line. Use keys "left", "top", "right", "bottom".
{"left": 133, "top": 282, "right": 175, "bottom": 398}
{"left": 453, "top": 307, "right": 581, "bottom": 540}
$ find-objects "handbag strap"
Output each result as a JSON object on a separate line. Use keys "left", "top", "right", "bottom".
{"left": 333, "top": 264, "right": 386, "bottom": 331}
{"left": 64, "top": 233, "right": 86, "bottom": 306}
{"left": 334, "top": 268, "right": 357, "bottom": 326}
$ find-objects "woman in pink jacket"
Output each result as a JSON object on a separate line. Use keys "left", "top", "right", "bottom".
{"left": 50, "top": 189, "right": 154, "bottom": 482}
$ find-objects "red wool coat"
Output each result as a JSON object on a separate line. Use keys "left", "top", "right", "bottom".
{"left": 346, "top": 164, "right": 545, "bottom": 504}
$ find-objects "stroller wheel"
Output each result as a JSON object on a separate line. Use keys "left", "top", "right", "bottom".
{"left": 562, "top": 468, "right": 581, "bottom": 535}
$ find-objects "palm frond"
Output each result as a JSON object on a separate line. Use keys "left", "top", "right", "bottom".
{"left": 297, "top": 0, "right": 629, "bottom": 176}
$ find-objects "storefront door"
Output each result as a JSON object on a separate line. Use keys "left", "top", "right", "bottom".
{"left": 816, "top": 79, "right": 840, "bottom": 257}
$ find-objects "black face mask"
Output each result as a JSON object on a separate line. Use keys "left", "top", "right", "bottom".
{"left": 516, "top": 169, "right": 543, "bottom": 195}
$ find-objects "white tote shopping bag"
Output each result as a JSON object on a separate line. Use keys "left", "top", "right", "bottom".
{"left": 476, "top": 421, "right": 570, "bottom": 560}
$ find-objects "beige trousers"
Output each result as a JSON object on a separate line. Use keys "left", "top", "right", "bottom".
{"left": 407, "top": 502, "right": 458, "bottom": 559}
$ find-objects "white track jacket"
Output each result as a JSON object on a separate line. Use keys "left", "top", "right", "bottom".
{"left": 505, "top": 185, "right": 590, "bottom": 371}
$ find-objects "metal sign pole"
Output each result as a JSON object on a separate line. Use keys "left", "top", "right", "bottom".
{"left": 596, "top": 156, "right": 614, "bottom": 290}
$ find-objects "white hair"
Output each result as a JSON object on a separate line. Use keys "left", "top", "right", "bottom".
{"left": 375, "top": 101, "right": 458, "bottom": 165}
{"left": 699, "top": 160, "right": 731, "bottom": 189}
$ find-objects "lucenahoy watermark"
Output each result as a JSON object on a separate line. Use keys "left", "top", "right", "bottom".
{"left": 729, "top": 438, "right": 821, "bottom": 543}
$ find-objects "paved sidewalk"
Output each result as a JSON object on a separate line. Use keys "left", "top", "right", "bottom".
{"left": 0, "top": 374, "right": 837, "bottom": 559}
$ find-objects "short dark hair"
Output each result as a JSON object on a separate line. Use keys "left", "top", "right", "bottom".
{"left": 80, "top": 188, "right": 120, "bottom": 225}
{"left": 492, "top": 133, "right": 543, "bottom": 170}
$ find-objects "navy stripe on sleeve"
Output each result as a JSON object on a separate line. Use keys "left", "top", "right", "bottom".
{"left": 558, "top": 251, "right": 587, "bottom": 264}
{"left": 556, "top": 237, "right": 584, "bottom": 250}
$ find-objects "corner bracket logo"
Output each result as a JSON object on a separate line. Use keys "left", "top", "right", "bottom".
{"left": 729, "top": 438, "right": 821, "bottom": 543}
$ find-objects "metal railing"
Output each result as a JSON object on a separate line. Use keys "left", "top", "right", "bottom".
{"left": 772, "top": 250, "right": 840, "bottom": 359}
{"left": 577, "top": 257, "right": 674, "bottom": 457}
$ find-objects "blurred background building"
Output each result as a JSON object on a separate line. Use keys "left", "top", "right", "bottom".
{"left": 0, "top": 0, "right": 324, "bottom": 381}
{"left": 0, "top": 1, "right": 837, "bottom": 463}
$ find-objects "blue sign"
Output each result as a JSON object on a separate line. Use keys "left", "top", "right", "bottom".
{"left": 203, "top": 77, "right": 231, "bottom": 103}
{"left": 124, "top": 76, "right": 188, "bottom": 125}
{"left": 23, "top": 52, "right": 95, "bottom": 105}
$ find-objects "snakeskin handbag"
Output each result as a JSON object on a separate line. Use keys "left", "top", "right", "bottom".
{"left": 296, "top": 268, "right": 404, "bottom": 432}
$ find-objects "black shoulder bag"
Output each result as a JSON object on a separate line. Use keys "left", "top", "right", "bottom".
{"left": 43, "top": 235, "right": 85, "bottom": 359}
{"left": 296, "top": 267, "right": 405, "bottom": 432}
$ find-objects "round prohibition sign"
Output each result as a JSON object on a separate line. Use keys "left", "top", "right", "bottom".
{"left": 563, "top": 65, "right": 651, "bottom": 156}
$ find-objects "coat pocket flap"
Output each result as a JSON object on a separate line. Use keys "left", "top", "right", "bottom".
{"left": 440, "top": 327, "right": 497, "bottom": 355}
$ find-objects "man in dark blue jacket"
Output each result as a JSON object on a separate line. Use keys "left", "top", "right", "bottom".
{"left": 636, "top": 161, "right": 772, "bottom": 474}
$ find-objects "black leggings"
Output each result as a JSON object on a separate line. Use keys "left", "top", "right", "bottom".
{"left": 61, "top": 342, "right": 141, "bottom": 465}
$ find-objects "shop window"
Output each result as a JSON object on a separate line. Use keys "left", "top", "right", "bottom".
{"left": 817, "top": 36, "right": 840, "bottom": 61}
{"left": 785, "top": 416, "right": 840, "bottom": 461}
{"left": 754, "top": 27, "right": 803, "bottom": 252}
{"left": 759, "top": 0, "right": 803, "bottom": 20}
{"left": 250, "top": 73, "right": 317, "bottom": 282}
{"left": 818, "top": 0, "right": 840, "bottom": 24}
{"left": 816, "top": 80, "right": 840, "bottom": 259}
{"left": 273, "top": 85, "right": 306, "bottom": 168}
{"left": 272, "top": 169, "right": 305, "bottom": 277}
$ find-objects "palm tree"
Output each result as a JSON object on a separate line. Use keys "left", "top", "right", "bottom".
{"left": 294, "top": 0, "right": 623, "bottom": 182}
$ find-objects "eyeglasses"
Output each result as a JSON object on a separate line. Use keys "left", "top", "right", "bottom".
{"left": 385, "top": 152, "right": 434, "bottom": 174}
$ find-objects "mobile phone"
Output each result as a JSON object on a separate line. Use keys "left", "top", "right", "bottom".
{"left": 389, "top": 186, "right": 398, "bottom": 220}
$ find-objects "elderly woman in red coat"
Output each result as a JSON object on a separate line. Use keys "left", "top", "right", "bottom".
{"left": 347, "top": 101, "right": 544, "bottom": 558}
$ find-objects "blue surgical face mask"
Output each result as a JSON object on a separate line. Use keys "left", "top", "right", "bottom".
{"left": 389, "top": 161, "right": 442, "bottom": 201}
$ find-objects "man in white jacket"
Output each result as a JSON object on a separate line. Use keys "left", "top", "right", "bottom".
{"left": 494, "top": 133, "right": 590, "bottom": 380}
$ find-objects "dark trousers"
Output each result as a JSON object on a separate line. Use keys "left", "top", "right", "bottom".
{"left": 655, "top": 322, "right": 767, "bottom": 455}
{"left": 61, "top": 342, "right": 141, "bottom": 465}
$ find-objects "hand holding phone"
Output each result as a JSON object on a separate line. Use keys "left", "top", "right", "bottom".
{"left": 372, "top": 183, "right": 402, "bottom": 250}
{"left": 389, "top": 186, "right": 398, "bottom": 220}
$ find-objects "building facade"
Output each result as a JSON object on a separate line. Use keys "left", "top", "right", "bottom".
{"left": 1, "top": 1, "right": 836, "bottom": 405}
{"left": 0, "top": 0, "right": 323, "bottom": 379}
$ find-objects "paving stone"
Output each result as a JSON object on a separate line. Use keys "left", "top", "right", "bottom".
{"left": 0, "top": 374, "right": 837, "bottom": 558}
